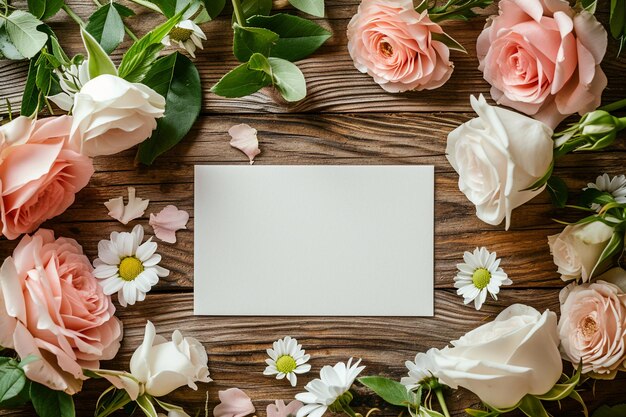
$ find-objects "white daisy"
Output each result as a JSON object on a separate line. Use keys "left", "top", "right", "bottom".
{"left": 47, "top": 60, "right": 90, "bottom": 111}
{"left": 454, "top": 247, "right": 511, "bottom": 310}
{"left": 400, "top": 348, "right": 443, "bottom": 391}
{"left": 94, "top": 224, "right": 169, "bottom": 307}
{"left": 161, "top": 20, "right": 207, "bottom": 58}
{"left": 264, "top": 336, "right": 311, "bottom": 387}
{"left": 584, "top": 173, "right": 626, "bottom": 211}
{"left": 295, "top": 358, "right": 365, "bottom": 417}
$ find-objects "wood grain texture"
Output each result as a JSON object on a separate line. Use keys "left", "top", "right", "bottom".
{"left": 1, "top": 0, "right": 626, "bottom": 416}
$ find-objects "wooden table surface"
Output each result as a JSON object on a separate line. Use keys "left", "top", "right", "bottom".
{"left": 1, "top": 1, "right": 626, "bottom": 416}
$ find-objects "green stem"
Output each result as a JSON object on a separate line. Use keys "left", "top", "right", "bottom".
{"left": 92, "top": 0, "right": 138, "bottom": 41}
{"left": 340, "top": 402, "right": 359, "bottom": 417}
{"left": 128, "top": 0, "right": 163, "bottom": 13}
{"left": 61, "top": 4, "right": 85, "bottom": 26}
{"left": 599, "top": 98, "right": 626, "bottom": 113}
{"left": 231, "top": 0, "right": 245, "bottom": 27}
{"left": 435, "top": 389, "right": 451, "bottom": 417}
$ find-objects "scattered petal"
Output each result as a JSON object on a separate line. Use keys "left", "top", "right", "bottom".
{"left": 150, "top": 205, "right": 189, "bottom": 243}
{"left": 214, "top": 388, "right": 255, "bottom": 417}
{"left": 229, "top": 124, "right": 260, "bottom": 164}
{"left": 267, "top": 400, "right": 303, "bottom": 417}
{"left": 105, "top": 187, "right": 150, "bottom": 225}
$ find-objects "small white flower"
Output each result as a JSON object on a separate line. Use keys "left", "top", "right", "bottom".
{"left": 454, "top": 247, "right": 511, "bottom": 310}
{"left": 94, "top": 224, "right": 169, "bottom": 307}
{"left": 400, "top": 348, "right": 443, "bottom": 391}
{"left": 584, "top": 173, "right": 626, "bottom": 211}
{"left": 295, "top": 358, "right": 365, "bottom": 417}
{"left": 48, "top": 60, "right": 90, "bottom": 111}
{"left": 162, "top": 20, "right": 207, "bottom": 58}
{"left": 264, "top": 336, "right": 311, "bottom": 387}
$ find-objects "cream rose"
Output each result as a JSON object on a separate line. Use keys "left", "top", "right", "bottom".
{"left": 558, "top": 269, "right": 626, "bottom": 378}
{"left": 446, "top": 95, "right": 554, "bottom": 229}
{"left": 128, "top": 321, "right": 211, "bottom": 397}
{"left": 477, "top": 0, "right": 607, "bottom": 129}
{"left": 70, "top": 74, "right": 165, "bottom": 157}
{"left": 548, "top": 221, "right": 614, "bottom": 282}
{"left": 347, "top": 0, "right": 453, "bottom": 92}
{"left": 432, "top": 304, "right": 562, "bottom": 409}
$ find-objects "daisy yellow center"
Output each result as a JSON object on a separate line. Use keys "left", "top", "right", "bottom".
{"left": 119, "top": 257, "right": 144, "bottom": 281}
{"left": 472, "top": 268, "right": 491, "bottom": 290}
{"left": 169, "top": 27, "right": 193, "bottom": 42}
{"left": 275, "top": 355, "right": 297, "bottom": 374}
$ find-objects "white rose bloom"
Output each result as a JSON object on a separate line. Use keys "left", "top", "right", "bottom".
{"left": 129, "top": 321, "right": 211, "bottom": 397}
{"left": 70, "top": 74, "right": 165, "bottom": 157}
{"left": 548, "top": 221, "right": 615, "bottom": 282}
{"left": 446, "top": 95, "right": 554, "bottom": 230}
{"left": 432, "top": 304, "right": 562, "bottom": 409}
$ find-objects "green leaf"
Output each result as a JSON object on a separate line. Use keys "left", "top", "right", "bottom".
{"left": 30, "top": 383, "right": 75, "bottom": 417}
{"left": 5, "top": 10, "right": 48, "bottom": 59}
{"left": 81, "top": 28, "right": 117, "bottom": 78}
{"left": 288, "top": 0, "right": 324, "bottom": 17}
{"left": 0, "top": 25, "right": 25, "bottom": 60}
{"left": 547, "top": 176, "right": 568, "bottom": 208}
{"left": 241, "top": 0, "right": 272, "bottom": 19}
{"left": 118, "top": 10, "right": 185, "bottom": 82}
{"left": 610, "top": 0, "right": 626, "bottom": 39}
{"left": 20, "top": 56, "right": 42, "bottom": 116}
{"left": 138, "top": 52, "right": 201, "bottom": 164}
{"left": 150, "top": 0, "right": 177, "bottom": 17}
{"left": 49, "top": 35, "right": 70, "bottom": 66}
{"left": 431, "top": 31, "right": 466, "bottom": 53}
{"left": 518, "top": 396, "right": 549, "bottom": 417}
{"left": 204, "top": 0, "right": 225, "bottom": 19}
{"left": 577, "top": 0, "right": 597, "bottom": 13}
{"left": 590, "top": 230, "right": 624, "bottom": 278}
{"left": 0, "top": 363, "right": 26, "bottom": 403}
{"left": 592, "top": 404, "right": 626, "bottom": 417}
{"left": 267, "top": 57, "right": 306, "bottom": 102}
{"left": 233, "top": 23, "right": 279, "bottom": 62}
{"left": 247, "top": 14, "right": 331, "bottom": 61}
{"left": 28, "top": 0, "right": 64, "bottom": 20}
{"left": 211, "top": 61, "right": 272, "bottom": 97}
{"left": 357, "top": 376, "right": 415, "bottom": 407}
{"left": 248, "top": 52, "right": 271, "bottom": 73}
{"left": 136, "top": 395, "right": 158, "bottom": 417}
{"left": 86, "top": 3, "right": 126, "bottom": 54}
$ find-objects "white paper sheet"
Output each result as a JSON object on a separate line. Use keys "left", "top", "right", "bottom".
{"left": 194, "top": 165, "right": 434, "bottom": 316}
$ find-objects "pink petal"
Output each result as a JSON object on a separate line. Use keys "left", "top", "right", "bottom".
{"left": 214, "top": 388, "right": 255, "bottom": 417}
{"left": 149, "top": 205, "right": 189, "bottom": 244}
{"left": 104, "top": 187, "right": 149, "bottom": 225}
{"left": 267, "top": 400, "right": 303, "bottom": 417}
{"left": 228, "top": 124, "right": 260, "bottom": 164}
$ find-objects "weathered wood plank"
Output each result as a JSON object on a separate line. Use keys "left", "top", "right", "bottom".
{"left": 2, "top": 290, "right": 625, "bottom": 417}
{"left": 1, "top": 1, "right": 625, "bottom": 114}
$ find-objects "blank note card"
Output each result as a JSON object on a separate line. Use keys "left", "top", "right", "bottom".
{"left": 194, "top": 165, "right": 434, "bottom": 316}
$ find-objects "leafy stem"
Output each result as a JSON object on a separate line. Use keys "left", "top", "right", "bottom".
{"left": 61, "top": 4, "right": 85, "bottom": 26}
{"left": 599, "top": 97, "right": 626, "bottom": 113}
{"left": 231, "top": 0, "right": 245, "bottom": 27}
{"left": 434, "top": 388, "right": 451, "bottom": 417}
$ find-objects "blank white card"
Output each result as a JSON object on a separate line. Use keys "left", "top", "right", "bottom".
{"left": 194, "top": 165, "right": 434, "bottom": 316}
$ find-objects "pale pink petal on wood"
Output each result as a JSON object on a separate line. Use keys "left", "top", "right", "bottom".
{"left": 105, "top": 187, "right": 149, "bottom": 225}
{"left": 149, "top": 205, "right": 189, "bottom": 243}
{"left": 214, "top": 388, "right": 255, "bottom": 417}
{"left": 228, "top": 124, "right": 260, "bottom": 164}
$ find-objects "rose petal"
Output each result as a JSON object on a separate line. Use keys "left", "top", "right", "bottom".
{"left": 105, "top": 187, "right": 149, "bottom": 225}
{"left": 149, "top": 205, "right": 189, "bottom": 244}
{"left": 229, "top": 124, "right": 261, "bottom": 164}
{"left": 214, "top": 388, "right": 255, "bottom": 417}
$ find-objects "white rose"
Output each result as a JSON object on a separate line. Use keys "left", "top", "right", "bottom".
{"left": 432, "top": 304, "right": 562, "bottom": 409}
{"left": 70, "top": 74, "right": 165, "bottom": 157}
{"left": 548, "top": 221, "right": 614, "bottom": 282}
{"left": 446, "top": 95, "right": 554, "bottom": 230}
{"left": 129, "top": 321, "right": 211, "bottom": 397}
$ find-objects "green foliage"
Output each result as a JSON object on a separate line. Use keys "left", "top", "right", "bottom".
{"left": 358, "top": 376, "right": 417, "bottom": 407}
{"left": 427, "top": 0, "right": 493, "bottom": 22}
{"left": 240, "top": 0, "right": 273, "bottom": 20}
{"left": 81, "top": 28, "right": 117, "bottom": 78}
{"left": 211, "top": 60, "right": 272, "bottom": 97}
{"left": 27, "top": 0, "right": 64, "bottom": 20}
{"left": 204, "top": 0, "right": 225, "bottom": 19}
{"left": 30, "top": 382, "right": 75, "bottom": 417}
{"left": 288, "top": 0, "right": 324, "bottom": 17}
{"left": 139, "top": 52, "right": 201, "bottom": 164}
{"left": 233, "top": 23, "right": 278, "bottom": 61}
{"left": 86, "top": 2, "right": 134, "bottom": 54}
{"left": 266, "top": 57, "right": 306, "bottom": 102}
{"left": 247, "top": 14, "right": 331, "bottom": 61}
{"left": 610, "top": 0, "right": 626, "bottom": 55}
{"left": 117, "top": 9, "right": 185, "bottom": 82}
{"left": 546, "top": 176, "right": 568, "bottom": 208}
{"left": 593, "top": 404, "right": 626, "bottom": 417}
{"left": 2, "top": 10, "right": 48, "bottom": 58}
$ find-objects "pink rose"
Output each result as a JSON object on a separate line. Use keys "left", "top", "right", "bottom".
{"left": 0, "top": 229, "right": 122, "bottom": 394}
{"left": 0, "top": 116, "right": 94, "bottom": 239}
{"left": 477, "top": 0, "right": 607, "bottom": 129}
{"left": 558, "top": 272, "right": 626, "bottom": 378}
{"left": 347, "top": 0, "right": 453, "bottom": 93}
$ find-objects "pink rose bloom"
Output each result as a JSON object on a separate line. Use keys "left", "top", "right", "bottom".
{"left": 558, "top": 275, "right": 626, "bottom": 378}
{"left": 0, "top": 116, "right": 94, "bottom": 239}
{"left": 347, "top": 0, "right": 453, "bottom": 93}
{"left": 0, "top": 229, "right": 123, "bottom": 394}
{"left": 477, "top": 0, "right": 608, "bottom": 129}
